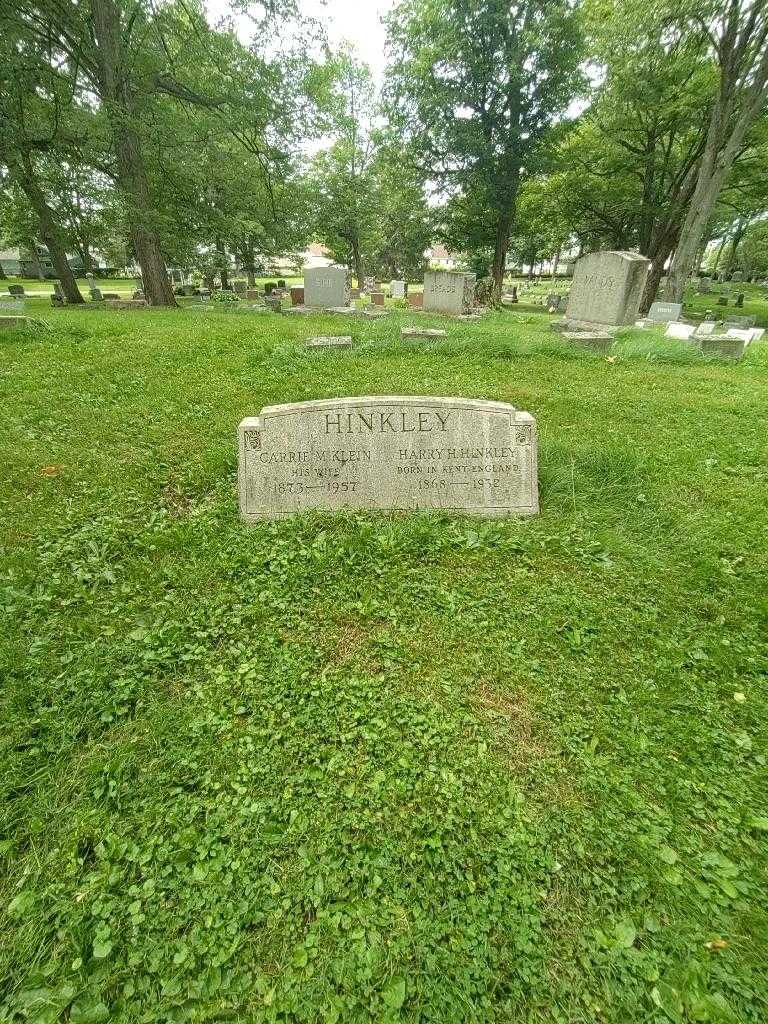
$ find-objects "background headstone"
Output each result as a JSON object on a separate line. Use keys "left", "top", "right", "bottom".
{"left": 408, "top": 292, "right": 423, "bottom": 308}
{"left": 731, "top": 270, "right": 744, "bottom": 282}
{"left": 698, "top": 277, "right": 711, "bottom": 293}
{"left": 565, "top": 251, "right": 651, "bottom": 326}
{"left": 371, "top": 291, "right": 385, "bottom": 306}
{"left": 647, "top": 301, "right": 682, "bottom": 322}
{"left": 304, "top": 267, "right": 351, "bottom": 308}
{"left": 390, "top": 280, "right": 407, "bottom": 298}
{"left": 422, "top": 270, "right": 476, "bottom": 314}
{"left": 290, "top": 285, "right": 305, "bottom": 306}
{"left": 239, "top": 397, "right": 538, "bottom": 519}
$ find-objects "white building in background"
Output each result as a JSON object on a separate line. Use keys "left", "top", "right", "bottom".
{"left": 426, "top": 244, "right": 458, "bottom": 269}
{"left": 257, "top": 242, "right": 333, "bottom": 276}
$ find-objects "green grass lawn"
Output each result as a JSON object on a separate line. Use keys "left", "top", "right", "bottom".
{"left": 1, "top": 297, "right": 767, "bottom": 1023}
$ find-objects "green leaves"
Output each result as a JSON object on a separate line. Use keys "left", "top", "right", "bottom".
{"left": 381, "top": 975, "right": 407, "bottom": 1010}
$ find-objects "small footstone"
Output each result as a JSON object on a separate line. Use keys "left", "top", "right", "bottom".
{"left": 0, "top": 315, "right": 33, "bottom": 329}
{"left": 664, "top": 322, "right": 696, "bottom": 340}
{"left": 562, "top": 331, "right": 614, "bottom": 353}
{"left": 104, "top": 299, "right": 147, "bottom": 310}
{"left": 306, "top": 336, "right": 353, "bottom": 349}
{"left": 700, "top": 336, "right": 747, "bottom": 360}
{"left": 401, "top": 327, "right": 447, "bottom": 338}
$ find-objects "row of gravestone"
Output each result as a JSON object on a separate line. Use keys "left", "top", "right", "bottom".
{"left": 298, "top": 267, "right": 475, "bottom": 315}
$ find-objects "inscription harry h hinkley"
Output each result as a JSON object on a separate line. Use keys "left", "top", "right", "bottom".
{"left": 238, "top": 397, "right": 538, "bottom": 518}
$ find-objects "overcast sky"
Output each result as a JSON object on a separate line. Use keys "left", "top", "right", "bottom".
{"left": 205, "top": 0, "right": 397, "bottom": 84}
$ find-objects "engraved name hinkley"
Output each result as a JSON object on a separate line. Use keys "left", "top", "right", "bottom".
{"left": 238, "top": 397, "right": 539, "bottom": 519}
{"left": 324, "top": 409, "right": 452, "bottom": 434}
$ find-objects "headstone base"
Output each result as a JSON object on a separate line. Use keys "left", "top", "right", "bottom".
{"left": 562, "top": 331, "right": 614, "bottom": 353}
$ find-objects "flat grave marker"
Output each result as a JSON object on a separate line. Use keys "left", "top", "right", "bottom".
{"left": 402, "top": 327, "right": 447, "bottom": 338}
{"left": 305, "top": 336, "right": 354, "bottom": 349}
{"left": 665, "top": 322, "right": 696, "bottom": 340}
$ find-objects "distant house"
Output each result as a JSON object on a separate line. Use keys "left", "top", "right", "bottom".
{"left": 0, "top": 244, "right": 111, "bottom": 277}
{"left": 0, "top": 248, "right": 22, "bottom": 275}
{"left": 426, "top": 244, "right": 458, "bottom": 269}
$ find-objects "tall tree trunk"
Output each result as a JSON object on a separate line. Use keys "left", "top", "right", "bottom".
{"left": 14, "top": 155, "right": 84, "bottom": 303}
{"left": 722, "top": 217, "right": 749, "bottom": 276}
{"left": 639, "top": 228, "right": 680, "bottom": 314}
{"left": 0, "top": 260, "right": 6, "bottom": 280}
{"left": 350, "top": 236, "right": 365, "bottom": 290}
{"left": 216, "top": 238, "right": 229, "bottom": 289}
{"left": 81, "top": 242, "right": 94, "bottom": 274}
{"left": 27, "top": 240, "right": 46, "bottom": 280}
{"left": 550, "top": 247, "right": 560, "bottom": 279}
{"left": 711, "top": 235, "right": 727, "bottom": 272}
{"left": 491, "top": 210, "right": 513, "bottom": 299}
{"left": 243, "top": 236, "right": 256, "bottom": 286}
{"left": 664, "top": 57, "right": 768, "bottom": 302}
{"left": 91, "top": 0, "right": 176, "bottom": 307}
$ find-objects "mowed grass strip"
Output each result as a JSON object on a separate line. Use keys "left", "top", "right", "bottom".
{"left": 1, "top": 298, "right": 767, "bottom": 1023}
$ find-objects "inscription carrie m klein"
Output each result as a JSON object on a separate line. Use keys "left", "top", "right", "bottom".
{"left": 238, "top": 397, "right": 538, "bottom": 519}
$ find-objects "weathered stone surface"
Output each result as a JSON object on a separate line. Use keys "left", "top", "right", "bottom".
{"left": 749, "top": 327, "right": 765, "bottom": 341}
{"left": 304, "top": 267, "right": 351, "bottom": 308}
{"left": 246, "top": 289, "right": 261, "bottom": 300}
{"left": 290, "top": 286, "right": 304, "bottom": 305}
{"left": 731, "top": 270, "right": 744, "bottom": 282}
{"left": 238, "top": 397, "right": 538, "bottom": 519}
{"left": 694, "top": 321, "right": 718, "bottom": 337}
{"left": 725, "top": 328, "right": 753, "bottom": 343}
{"left": 0, "top": 315, "right": 33, "bottom": 329}
{"left": 700, "top": 336, "right": 747, "bottom": 360}
{"left": 664, "top": 322, "right": 696, "bottom": 340}
{"left": 562, "top": 331, "right": 614, "bottom": 353}
{"left": 423, "top": 271, "right": 476, "bottom": 315}
{"left": 408, "top": 292, "right": 423, "bottom": 308}
{"left": 0, "top": 299, "right": 25, "bottom": 312}
{"left": 697, "top": 277, "right": 711, "bottom": 293}
{"left": 724, "top": 315, "right": 755, "bottom": 328}
{"left": 362, "top": 308, "right": 389, "bottom": 318}
{"left": 563, "top": 318, "right": 621, "bottom": 334}
{"left": 550, "top": 318, "right": 570, "bottom": 333}
{"left": 103, "top": 299, "right": 148, "bottom": 310}
{"left": 371, "top": 291, "right": 385, "bottom": 306}
{"left": 390, "top": 280, "right": 406, "bottom": 298}
{"left": 401, "top": 327, "right": 447, "bottom": 338}
{"left": 565, "top": 251, "right": 650, "bottom": 326}
{"left": 305, "top": 336, "right": 353, "bottom": 349}
{"left": 648, "top": 301, "right": 682, "bottom": 322}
